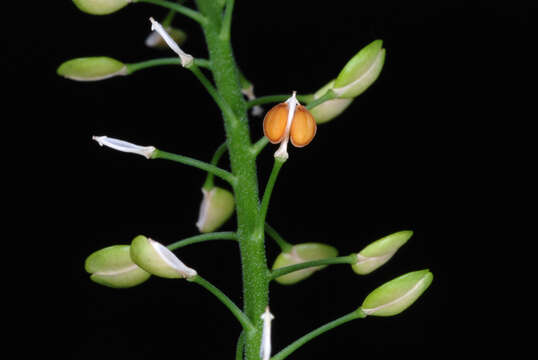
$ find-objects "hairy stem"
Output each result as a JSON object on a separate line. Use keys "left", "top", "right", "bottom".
{"left": 195, "top": 2, "right": 269, "bottom": 360}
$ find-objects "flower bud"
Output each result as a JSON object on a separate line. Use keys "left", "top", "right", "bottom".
{"left": 146, "top": 26, "right": 187, "bottom": 49}
{"left": 196, "top": 187, "right": 235, "bottom": 233}
{"left": 130, "top": 235, "right": 197, "bottom": 279}
{"left": 360, "top": 269, "right": 433, "bottom": 317}
{"left": 272, "top": 243, "right": 338, "bottom": 285}
{"left": 333, "top": 39, "right": 386, "bottom": 99}
{"left": 57, "top": 57, "right": 127, "bottom": 81}
{"left": 351, "top": 230, "right": 413, "bottom": 275}
{"left": 72, "top": 0, "right": 130, "bottom": 15}
{"left": 85, "top": 245, "right": 151, "bottom": 288}
{"left": 309, "top": 80, "right": 353, "bottom": 124}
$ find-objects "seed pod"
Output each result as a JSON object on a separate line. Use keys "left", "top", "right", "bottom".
{"left": 85, "top": 245, "right": 151, "bottom": 288}
{"left": 72, "top": 0, "right": 130, "bottom": 15}
{"left": 196, "top": 187, "right": 235, "bottom": 233}
{"left": 351, "top": 230, "right": 413, "bottom": 275}
{"left": 272, "top": 243, "right": 338, "bottom": 285}
{"left": 309, "top": 80, "right": 353, "bottom": 124}
{"left": 130, "top": 235, "right": 197, "bottom": 279}
{"left": 263, "top": 103, "right": 316, "bottom": 147}
{"left": 333, "top": 39, "right": 386, "bottom": 99}
{"left": 57, "top": 57, "right": 127, "bottom": 81}
{"left": 360, "top": 269, "right": 433, "bottom": 317}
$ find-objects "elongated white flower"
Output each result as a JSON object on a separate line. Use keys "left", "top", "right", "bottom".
{"left": 260, "top": 307, "right": 274, "bottom": 360}
{"left": 241, "top": 85, "right": 264, "bottom": 117}
{"left": 149, "top": 17, "right": 193, "bottom": 67}
{"left": 92, "top": 136, "right": 156, "bottom": 159}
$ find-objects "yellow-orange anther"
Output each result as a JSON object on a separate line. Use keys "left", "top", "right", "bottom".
{"left": 263, "top": 103, "right": 289, "bottom": 143}
{"left": 263, "top": 103, "right": 317, "bottom": 147}
{"left": 290, "top": 105, "right": 316, "bottom": 147}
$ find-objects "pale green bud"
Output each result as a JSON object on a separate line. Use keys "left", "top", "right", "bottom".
{"left": 196, "top": 187, "right": 235, "bottom": 233}
{"left": 272, "top": 243, "right": 338, "bottom": 285}
{"left": 57, "top": 57, "right": 127, "bottom": 81}
{"left": 360, "top": 269, "right": 433, "bottom": 317}
{"left": 130, "top": 236, "right": 197, "bottom": 279}
{"left": 309, "top": 80, "right": 353, "bottom": 124}
{"left": 146, "top": 26, "right": 187, "bottom": 49}
{"left": 351, "top": 230, "right": 413, "bottom": 275}
{"left": 333, "top": 39, "right": 386, "bottom": 99}
{"left": 72, "top": 0, "right": 130, "bottom": 15}
{"left": 85, "top": 245, "right": 151, "bottom": 288}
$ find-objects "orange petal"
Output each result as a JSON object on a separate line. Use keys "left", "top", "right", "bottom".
{"left": 263, "top": 103, "right": 289, "bottom": 144}
{"left": 290, "top": 106, "right": 317, "bottom": 147}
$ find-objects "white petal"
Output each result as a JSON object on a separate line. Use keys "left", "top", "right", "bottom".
{"left": 92, "top": 136, "right": 156, "bottom": 159}
{"left": 149, "top": 17, "right": 193, "bottom": 67}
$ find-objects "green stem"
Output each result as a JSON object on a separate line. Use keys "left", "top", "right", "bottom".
{"left": 264, "top": 223, "right": 293, "bottom": 252}
{"left": 270, "top": 310, "right": 366, "bottom": 360}
{"left": 152, "top": 149, "right": 236, "bottom": 186}
{"left": 167, "top": 232, "right": 237, "bottom": 251}
{"left": 194, "top": 3, "right": 268, "bottom": 360}
{"left": 133, "top": 0, "right": 208, "bottom": 25}
{"left": 251, "top": 136, "right": 270, "bottom": 157}
{"left": 220, "top": 0, "right": 235, "bottom": 41}
{"left": 246, "top": 94, "right": 312, "bottom": 108}
{"left": 125, "top": 58, "right": 211, "bottom": 74}
{"left": 258, "top": 158, "right": 286, "bottom": 230}
{"left": 270, "top": 255, "right": 357, "bottom": 280}
{"left": 235, "top": 331, "right": 245, "bottom": 360}
{"left": 305, "top": 90, "right": 336, "bottom": 110}
{"left": 202, "top": 141, "right": 229, "bottom": 189}
{"left": 190, "top": 275, "right": 254, "bottom": 332}
{"left": 189, "top": 64, "right": 237, "bottom": 121}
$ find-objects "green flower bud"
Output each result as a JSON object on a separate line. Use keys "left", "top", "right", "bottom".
{"left": 85, "top": 245, "right": 151, "bottom": 288}
{"left": 196, "top": 187, "right": 235, "bottom": 233}
{"left": 72, "top": 0, "right": 130, "bottom": 15}
{"left": 333, "top": 39, "right": 386, "bottom": 99}
{"left": 272, "top": 243, "right": 338, "bottom": 285}
{"left": 146, "top": 26, "right": 187, "bottom": 49}
{"left": 360, "top": 269, "right": 433, "bottom": 317}
{"left": 309, "top": 80, "right": 353, "bottom": 124}
{"left": 57, "top": 57, "right": 127, "bottom": 81}
{"left": 130, "top": 236, "right": 197, "bottom": 279}
{"left": 351, "top": 230, "right": 413, "bottom": 275}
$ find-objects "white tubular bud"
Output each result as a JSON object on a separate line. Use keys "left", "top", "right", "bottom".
{"left": 149, "top": 17, "right": 194, "bottom": 67}
{"left": 92, "top": 136, "right": 156, "bottom": 159}
{"left": 260, "top": 306, "right": 274, "bottom": 360}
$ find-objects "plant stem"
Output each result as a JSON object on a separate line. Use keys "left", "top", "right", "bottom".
{"left": 167, "top": 232, "right": 237, "bottom": 251}
{"left": 251, "top": 136, "right": 270, "bottom": 157}
{"left": 202, "top": 141, "right": 228, "bottom": 189}
{"left": 189, "top": 64, "right": 236, "bottom": 120}
{"left": 133, "top": 0, "right": 208, "bottom": 25}
{"left": 190, "top": 275, "right": 254, "bottom": 332}
{"left": 305, "top": 89, "right": 336, "bottom": 110}
{"left": 235, "top": 331, "right": 245, "bottom": 360}
{"left": 152, "top": 149, "right": 236, "bottom": 186}
{"left": 264, "top": 223, "right": 293, "bottom": 252}
{"left": 194, "top": 2, "right": 269, "bottom": 360}
{"left": 270, "top": 255, "right": 358, "bottom": 280}
{"left": 220, "top": 0, "right": 235, "bottom": 41}
{"left": 125, "top": 58, "right": 211, "bottom": 74}
{"left": 258, "top": 158, "right": 286, "bottom": 229}
{"left": 270, "top": 310, "right": 366, "bottom": 360}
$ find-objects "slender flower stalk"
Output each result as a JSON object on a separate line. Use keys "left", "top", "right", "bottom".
{"left": 264, "top": 223, "right": 293, "bottom": 252}
{"left": 202, "top": 141, "right": 229, "bottom": 189}
{"left": 133, "top": 0, "right": 208, "bottom": 25}
{"left": 269, "top": 255, "right": 358, "bottom": 280}
{"left": 152, "top": 149, "right": 236, "bottom": 186}
{"left": 125, "top": 58, "right": 211, "bottom": 74}
{"left": 190, "top": 275, "right": 254, "bottom": 332}
{"left": 167, "top": 232, "right": 237, "bottom": 251}
{"left": 271, "top": 310, "right": 366, "bottom": 360}
{"left": 258, "top": 157, "right": 286, "bottom": 230}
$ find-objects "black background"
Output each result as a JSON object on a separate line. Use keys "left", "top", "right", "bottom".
{"left": 12, "top": 0, "right": 531, "bottom": 358}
